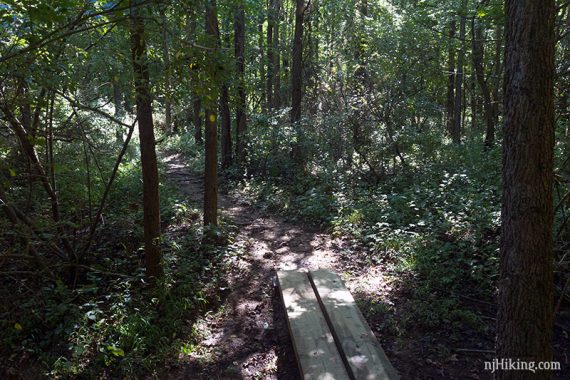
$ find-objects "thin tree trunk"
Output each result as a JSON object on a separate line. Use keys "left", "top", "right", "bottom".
{"left": 291, "top": 0, "right": 305, "bottom": 125}
{"left": 258, "top": 17, "right": 266, "bottom": 111}
{"left": 2, "top": 107, "right": 62, "bottom": 232}
{"left": 220, "top": 84, "right": 232, "bottom": 168}
{"left": 112, "top": 77, "right": 123, "bottom": 118}
{"left": 491, "top": 21, "right": 502, "bottom": 129}
{"left": 290, "top": 0, "right": 306, "bottom": 166}
{"left": 446, "top": 21, "right": 456, "bottom": 136}
{"left": 472, "top": 16, "right": 495, "bottom": 149}
{"left": 219, "top": 16, "right": 232, "bottom": 168}
{"left": 267, "top": 0, "right": 275, "bottom": 109}
{"left": 112, "top": 78, "right": 125, "bottom": 143}
{"left": 47, "top": 92, "right": 56, "bottom": 191}
{"left": 273, "top": 0, "right": 281, "bottom": 108}
{"left": 497, "top": 2, "right": 555, "bottom": 379}
{"left": 81, "top": 119, "right": 136, "bottom": 259}
{"left": 234, "top": 1, "right": 247, "bottom": 164}
{"left": 130, "top": 0, "right": 162, "bottom": 279}
{"left": 193, "top": 97, "right": 203, "bottom": 144}
{"left": 452, "top": 0, "right": 466, "bottom": 144}
{"left": 203, "top": 0, "right": 219, "bottom": 227}
{"left": 160, "top": 7, "right": 172, "bottom": 134}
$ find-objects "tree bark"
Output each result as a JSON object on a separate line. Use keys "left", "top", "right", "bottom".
{"left": 497, "top": 2, "right": 555, "bottom": 379}
{"left": 130, "top": 0, "right": 162, "bottom": 279}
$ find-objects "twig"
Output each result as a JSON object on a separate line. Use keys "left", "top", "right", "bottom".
{"left": 56, "top": 91, "right": 134, "bottom": 129}
{"left": 80, "top": 117, "right": 137, "bottom": 257}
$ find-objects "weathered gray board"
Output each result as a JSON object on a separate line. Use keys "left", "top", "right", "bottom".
{"left": 277, "top": 270, "right": 350, "bottom": 380}
{"left": 309, "top": 269, "right": 399, "bottom": 380}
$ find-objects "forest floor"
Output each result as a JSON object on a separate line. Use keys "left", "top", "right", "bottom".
{"left": 160, "top": 154, "right": 566, "bottom": 380}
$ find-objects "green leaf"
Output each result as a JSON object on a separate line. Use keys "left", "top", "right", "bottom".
{"left": 106, "top": 345, "right": 125, "bottom": 357}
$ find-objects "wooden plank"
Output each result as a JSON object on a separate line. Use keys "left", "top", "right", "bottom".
{"left": 277, "top": 270, "right": 350, "bottom": 380}
{"left": 309, "top": 269, "right": 400, "bottom": 380}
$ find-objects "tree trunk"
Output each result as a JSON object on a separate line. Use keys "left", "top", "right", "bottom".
{"left": 192, "top": 97, "right": 203, "bottom": 144}
{"left": 112, "top": 77, "right": 124, "bottom": 118}
{"left": 203, "top": 0, "right": 219, "bottom": 227}
{"left": 258, "top": 17, "right": 266, "bottom": 111}
{"left": 452, "top": 0, "right": 466, "bottom": 144}
{"left": 273, "top": 0, "right": 281, "bottom": 108}
{"left": 491, "top": 21, "right": 502, "bottom": 129}
{"left": 446, "top": 21, "right": 456, "bottom": 137}
{"left": 290, "top": 0, "right": 305, "bottom": 125}
{"left": 497, "top": 2, "right": 555, "bottom": 379}
{"left": 290, "top": 0, "right": 306, "bottom": 166}
{"left": 267, "top": 0, "right": 275, "bottom": 109}
{"left": 160, "top": 7, "right": 172, "bottom": 134}
{"left": 218, "top": 15, "right": 232, "bottom": 169}
{"left": 130, "top": 0, "right": 162, "bottom": 279}
{"left": 234, "top": 1, "right": 247, "bottom": 164}
{"left": 220, "top": 84, "right": 232, "bottom": 168}
{"left": 471, "top": 16, "right": 495, "bottom": 150}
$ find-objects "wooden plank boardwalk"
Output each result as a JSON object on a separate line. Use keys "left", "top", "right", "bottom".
{"left": 277, "top": 270, "right": 350, "bottom": 380}
{"left": 277, "top": 269, "right": 399, "bottom": 380}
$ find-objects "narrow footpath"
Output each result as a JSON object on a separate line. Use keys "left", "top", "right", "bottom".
{"left": 164, "top": 154, "right": 357, "bottom": 379}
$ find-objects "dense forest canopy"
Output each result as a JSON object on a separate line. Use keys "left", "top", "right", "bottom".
{"left": 0, "top": 0, "right": 569, "bottom": 378}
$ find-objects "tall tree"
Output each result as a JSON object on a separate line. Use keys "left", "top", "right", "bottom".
{"left": 452, "top": 0, "right": 467, "bottom": 144}
{"left": 160, "top": 5, "right": 173, "bottom": 134}
{"left": 219, "top": 15, "right": 232, "bottom": 168}
{"left": 290, "top": 0, "right": 306, "bottom": 167}
{"left": 130, "top": 0, "right": 162, "bottom": 279}
{"left": 258, "top": 15, "right": 266, "bottom": 110}
{"left": 203, "top": 0, "right": 219, "bottom": 227}
{"left": 273, "top": 0, "right": 281, "bottom": 108}
{"left": 290, "top": 0, "right": 305, "bottom": 125}
{"left": 187, "top": 12, "right": 203, "bottom": 144}
{"left": 267, "top": 0, "right": 276, "bottom": 109}
{"left": 471, "top": 15, "right": 494, "bottom": 149}
{"left": 497, "top": 1, "right": 555, "bottom": 379}
{"left": 220, "top": 84, "right": 232, "bottom": 168}
{"left": 234, "top": 0, "right": 247, "bottom": 164}
{"left": 490, "top": 20, "right": 503, "bottom": 146}
{"left": 445, "top": 20, "right": 456, "bottom": 137}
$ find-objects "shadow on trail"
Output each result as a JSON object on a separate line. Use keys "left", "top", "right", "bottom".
{"left": 165, "top": 154, "right": 301, "bottom": 379}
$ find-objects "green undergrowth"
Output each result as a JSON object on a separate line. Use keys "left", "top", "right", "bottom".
{"left": 1, "top": 154, "right": 241, "bottom": 378}
{"left": 234, "top": 139, "right": 503, "bottom": 331}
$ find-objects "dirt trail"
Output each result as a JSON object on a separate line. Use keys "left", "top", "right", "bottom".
{"left": 164, "top": 154, "right": 353, "bottom": 379}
